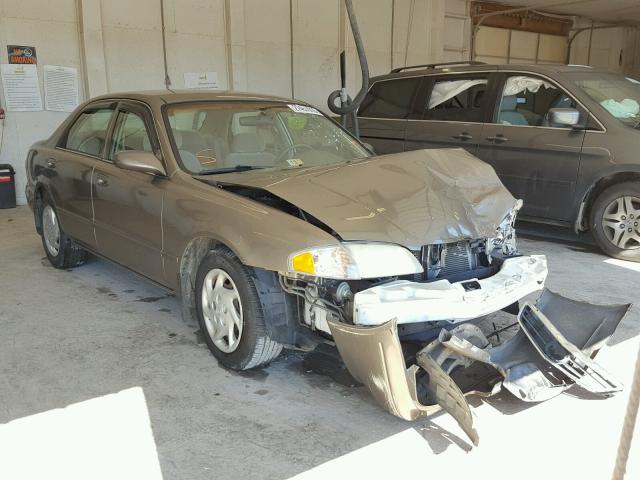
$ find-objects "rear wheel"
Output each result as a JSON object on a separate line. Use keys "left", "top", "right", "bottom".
{"left": 195, "top": 248, "right": 283, "bottom": 370}
{"left": 39, "top": 194, "right": 87, "bottom": 269}
{"left": 591, "top": 182, "right": 640, "bottom": 262}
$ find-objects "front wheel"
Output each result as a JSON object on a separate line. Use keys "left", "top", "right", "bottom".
{"left": 591, "top": 182, "right": 640, "bottom": 262}
{"left": 195, "top": 248, "right": 283, "bottom": 370}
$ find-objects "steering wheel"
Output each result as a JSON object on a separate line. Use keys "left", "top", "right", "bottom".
{"left": 275, "top": 143, "right": 313, "bottom": 164}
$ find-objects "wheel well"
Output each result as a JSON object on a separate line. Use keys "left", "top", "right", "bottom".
{"left": 177, "top": 237, "right": 319, "bottom": 350}
{"left": 580, "top": 172, "right": 640, "bottom": 231}
{"left": 178, "top": 237, "right": 232, "bottom": 326}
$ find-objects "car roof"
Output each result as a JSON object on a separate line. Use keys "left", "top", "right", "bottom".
{"left": 370, "top": 62, "right": 611, "bottom": 82}
{"left": 89, "top": 89, "right": 303, "bottom": 106}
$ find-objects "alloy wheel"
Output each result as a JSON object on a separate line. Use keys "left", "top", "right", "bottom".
{"left": 601, "top": 195, "right": 640, "bottom": 250}
{"left": 201, "top": 268, "right": 244, "bottom": 353}
{"left": 42, "top": 205, "right": 61, "bottom": 256}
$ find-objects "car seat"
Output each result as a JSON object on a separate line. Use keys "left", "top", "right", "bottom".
{"left": 172, "top": 130, "right": 203, "bottom": 172}
{"left": 497, "top": 95, "right": 529, "bottom": 126}
{"left": 226, "top": 133, "right": 276, "bottom": 168}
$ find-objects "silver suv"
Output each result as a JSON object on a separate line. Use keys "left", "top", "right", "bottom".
{"left": 357, "top": 62, "right": 640, "bottom": 262}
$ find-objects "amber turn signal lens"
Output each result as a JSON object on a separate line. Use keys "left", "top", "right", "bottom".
{"left": 291, "top": 252, "right": 315, "bottom": 274}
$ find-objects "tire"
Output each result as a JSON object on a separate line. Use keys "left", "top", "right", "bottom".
{"left": 195, "top": 248, "right": 283, "bottom": 370}
{"left": 38, "top": 192, "right": 87, "bottom": 269}
{"left": 590, "top": 181, "right": 640, "bottom": 262}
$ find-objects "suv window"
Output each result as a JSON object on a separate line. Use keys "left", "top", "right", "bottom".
{"left": 495, "top": 75, "right": 577, "bottom": 127}
{"left": 110, "top": 110, "right": 153, "bottom": 160}
{"left": 424, "top": 77, "right": 488, "bottom": 122}
{"left": 359, "top": 77, "right": 420, "bottom": 119}
{"left": 64, "top": 107, "right": 114, "bottom": 156}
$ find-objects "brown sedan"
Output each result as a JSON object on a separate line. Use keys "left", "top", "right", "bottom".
{"left": 26, "top": 91, "right": 628, "bottom": 443}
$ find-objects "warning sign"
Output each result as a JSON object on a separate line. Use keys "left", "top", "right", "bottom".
{"left": 7, "top": 45, "right": 37, "bottom": 65}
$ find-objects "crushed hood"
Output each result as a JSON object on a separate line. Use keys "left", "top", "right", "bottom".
{"left": 201, "top": 148, "right": 517, "bottom": 248}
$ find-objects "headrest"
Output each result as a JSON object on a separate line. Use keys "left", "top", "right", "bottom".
{"left": 232, "top": 133, "right": 264, "bottom": 153}
{"left": 501, "top": 95, "right": 518, "bottom": 111}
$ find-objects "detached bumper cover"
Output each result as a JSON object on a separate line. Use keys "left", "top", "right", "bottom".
{"left": 328, "top": 289, "right": 630, "bottom": 445}
{"left": 354, "top": 255, "right": 548, "bottom": 326}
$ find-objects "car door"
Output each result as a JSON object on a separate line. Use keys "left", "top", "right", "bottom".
{"left": 92, "top": 101, "right": 166, "bottom": 283}
{"left": 476, "top": 73, "right": 587, "bottom": 222}
{"left": 48, "top": 102, "right": 116, "bottom": 248}
{"left": 357, "top": 76, "right": 422, "bottom": 155}
{"left": 404, "top": 72, "right": 494, "bottom": 155}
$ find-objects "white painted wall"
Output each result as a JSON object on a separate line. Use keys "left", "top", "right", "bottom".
{"left": 0, "top": 0, "right": 469, "bottom": 205}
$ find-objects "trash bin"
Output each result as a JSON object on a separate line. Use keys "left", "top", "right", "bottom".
{"left": 0, "top": 164, "right": 16, "bottom": 209}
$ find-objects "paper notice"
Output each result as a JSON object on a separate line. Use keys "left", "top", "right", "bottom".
{"left": 0, "top": 64, "right": 43, "bottom": 111}
{"left": 44, "top": 65, "right": 79, "bottom": 112}
{"left": 183, "top": 72, "right": 219, "bottom": 89}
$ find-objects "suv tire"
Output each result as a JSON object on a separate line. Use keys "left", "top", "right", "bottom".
{"left": 591, "top": 181, "right": 640, "bottom": 262}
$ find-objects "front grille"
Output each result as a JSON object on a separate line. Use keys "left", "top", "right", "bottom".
{"left": 420, "top": 240, "right": 484, "bottom": 282}
{"left": 441, "top": 241, "right": 475, "bottom": 277}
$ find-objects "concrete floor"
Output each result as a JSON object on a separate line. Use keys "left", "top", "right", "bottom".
{"left": 1, "top": 205, "right": 639, "bottom": 479}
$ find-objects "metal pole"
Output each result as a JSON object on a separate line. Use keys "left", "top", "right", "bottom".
{"left": 612, "top": 344, "right": 640, "bottom": 480}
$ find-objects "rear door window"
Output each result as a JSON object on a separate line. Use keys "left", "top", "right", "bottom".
{"left": 424, "top": 76, "right": 489, "bottom": 122}
{"left": 63, "top": 107, "right": 114, "bottom": 156}
{"left": 358, "top": 77, "right": 420, "bottom": 119}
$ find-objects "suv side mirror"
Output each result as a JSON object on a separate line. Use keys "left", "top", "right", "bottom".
{"left": 549, "top": 108, "right": 581, "bottom": 127}
{"left": 114, "top": 151, "right": 166, "bottom": 176}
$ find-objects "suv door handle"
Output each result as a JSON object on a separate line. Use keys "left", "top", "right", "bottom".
{"left": 97, "top": 177, "right": 109, "bottom": 187}
{"left": 486, "top": 134, "right": 509, "bottom": 144}
{"left": 452, "top": 132, "right": 473, "bottom": 141}
{"left": 46, "top": 159, "right": 56, "bottom": 168}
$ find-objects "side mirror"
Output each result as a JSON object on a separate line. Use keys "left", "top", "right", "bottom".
{"left": 549, "top": 108, "right": 581, "bottom": 127}
{"left": 114, "top": 151, "right": 166, "bottom": 177}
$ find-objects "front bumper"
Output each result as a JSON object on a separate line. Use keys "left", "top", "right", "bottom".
{"left": 328, "top": 289, "right": 630, "bottom": 446}
{"left": 354, "top": 255, "right": 548, "bottom": 326}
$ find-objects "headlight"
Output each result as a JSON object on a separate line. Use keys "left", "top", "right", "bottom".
{"left": 288, "top": 243, "right": 424, "bottom": 279}
{"left": 488, "top": 199, "right": 522, "bottom": 256}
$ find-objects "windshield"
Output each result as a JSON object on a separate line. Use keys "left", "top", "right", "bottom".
{"left": 568, "top": 72, "right": 640, "bottom": 128}
{"left": 165, "top": 102, "right": 370, "bottom": 174}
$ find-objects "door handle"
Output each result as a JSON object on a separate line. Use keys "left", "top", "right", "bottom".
{"left": 46, "top": 159, "right": 56, "bottom": 168}
{"left": 452, "top": 132, "right": 473, "bottom": 141}
{"left": 486, "top": 134, "right": 509, "bottom": 144}
{"left": 97, "top": 177, "right": 108, "bottom": 187}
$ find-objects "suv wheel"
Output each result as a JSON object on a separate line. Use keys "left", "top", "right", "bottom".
{"left": 591, "top": 182, "right": 640, "bottom": 262}
{"left": 39, "top": 193, "right": 87, "bottom": 269}
{"left": 195, "top": 248, "right": 283, "bottom": 370}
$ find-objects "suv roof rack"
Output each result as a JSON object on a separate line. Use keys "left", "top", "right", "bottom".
{"left": 390, "top": 61, "right": 486, "bottom": 74}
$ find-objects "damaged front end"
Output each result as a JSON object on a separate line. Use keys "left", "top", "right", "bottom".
{"left": 328, "top": 289, "right": 630, "bottom": 447}
{"left": 269, "top": 175, "right": 631, "bottom": 445}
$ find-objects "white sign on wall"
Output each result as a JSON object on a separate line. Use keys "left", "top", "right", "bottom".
{"left": 44, "top": 65, "right": 79, "bottom": 112}
{"left": 0, "top": 64, "right": 43, "bottom": 111}
{"left": 183, "top": 71, "right": 219, "bottom": 89}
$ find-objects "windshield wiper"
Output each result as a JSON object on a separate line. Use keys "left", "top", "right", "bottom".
{"left": 198, "top": 165, "right": 266, "bottom": 175}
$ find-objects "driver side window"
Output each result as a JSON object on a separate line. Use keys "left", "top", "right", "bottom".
{"left": 495, "top": 75, "right": 578, "bottom": 127}
{"left": 109, "top": 110, "right": 153, "bottom": 160}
